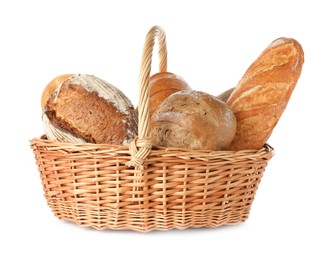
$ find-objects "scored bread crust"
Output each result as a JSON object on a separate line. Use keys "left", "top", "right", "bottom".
{"left": 150, "top": 90, "right": 236, "bottom": 150}
{"left": 226, "top": 37, "right": 304, "bottom": 150}
{"left": 44, "top": 74, "right": 138, "bottom": 144}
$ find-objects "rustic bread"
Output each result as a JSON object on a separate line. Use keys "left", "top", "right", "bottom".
{"left": 150, "top": 90, "right": 236, "bottom": 150}
{"left": 148, "top": 72, "right": 191, "bottom": 118}
{"left": 226, "top": 37, "right": 304, "bottom": 150}
{"left": 43, "top": 74, "right": 138, "bottom": 144}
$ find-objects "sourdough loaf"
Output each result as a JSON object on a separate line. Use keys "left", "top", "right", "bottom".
{"left": 43, "top": 74, "right": 138, "bottom": 144}
{"left": 150, "top": 90, "right": 236, "bottom": 150}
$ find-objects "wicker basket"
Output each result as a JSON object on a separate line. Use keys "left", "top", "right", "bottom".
{"left": 30, "top": 26, "right": 274, "bottom": 232}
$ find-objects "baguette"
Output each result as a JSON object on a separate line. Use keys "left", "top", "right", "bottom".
{"left": 226, "top": 37, "right": 304, "bottom": 150}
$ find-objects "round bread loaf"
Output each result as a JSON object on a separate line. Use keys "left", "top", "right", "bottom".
{"left": 150, "top": 90, "right": 237, "bottom": 150}
{"left": 43, "top": 74, "right": 138, "bottom": 144}
{"left": 148, "top": 72, "right": 191, "bottom": 118}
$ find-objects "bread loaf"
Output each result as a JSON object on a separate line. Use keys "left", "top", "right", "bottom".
{"left": 43, "top": 74, "right": 138, "bottom": 144}
{"left": 148, "top": 72, "right": 191, "bottom": 118}
{"left": 150, "top": 90, "right": 236, "bottom": 150}
{"left": 226, "top": 37, "right": 304, "bottom": 150}
{"left": 218, "top": 87, "right": 234, "bottom": 102}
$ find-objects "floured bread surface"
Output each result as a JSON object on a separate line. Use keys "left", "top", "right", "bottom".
{"left": 44, "top": 74, "right": 138, "bottom": 144}
{"left": 150, "top": 90, "right": 236, "bottom": 150}
{"left": 151, "top": 121, "right": 202, "bottom": 150}
{"left": 64, "top": 74, "right": 133, "bottom": 115}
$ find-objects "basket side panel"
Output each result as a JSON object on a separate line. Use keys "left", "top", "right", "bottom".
{"left": 31, "top": 141, "right": 145, "bottom": 228}
{"left": 31, "top": 140, "right": 273, "bottom": 231}
{"left": 134, "top": 152, "right": 270, "bottom": 230}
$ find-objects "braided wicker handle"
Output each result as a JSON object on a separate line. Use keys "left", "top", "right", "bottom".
{"left": 138, "top": 26, "right": 167, "bottom": 138}
{"left": 127, "top": 26, "right": 167, "bottom": 168}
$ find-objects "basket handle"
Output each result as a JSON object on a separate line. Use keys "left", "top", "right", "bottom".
{"left": 127, "top": 26, "right": 167, "bottom": 168}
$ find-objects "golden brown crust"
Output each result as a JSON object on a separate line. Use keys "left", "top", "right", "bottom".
{"left": 148, "top": 72, "right": 191, "bottom": 118}
{"left": 150, "top": 90, "right": 236, "bottom": 150}
{"left": 227, "top": 38, "right": 304, "bottom": 150}
{"left": 41, "top": 74, "right": 75, "bottom": 109}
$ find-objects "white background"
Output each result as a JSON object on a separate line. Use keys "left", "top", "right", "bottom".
{"left": 1, "top": 0, "right": 335, "bottom": 259}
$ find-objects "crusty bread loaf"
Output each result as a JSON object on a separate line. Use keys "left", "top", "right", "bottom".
{"left": 226, "top": 37, "right": 304, "bottom": 150}
{"left": 41, "top": 74, "right": 75, "bottom": 109}
{"left": 150, "top": 90, "right": 236, "bottom": 150}
{"left": 148, "top": 72, "right": 191, "bottom": 118}
{"left": 43, "top": 74, "right": 138, "bottom": 144}
{"left": 218, "top": 87, "right": 234, "bottom": 102}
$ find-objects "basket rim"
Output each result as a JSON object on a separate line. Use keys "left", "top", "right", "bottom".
{"left": 30, "top": 135, "right": 274, "bottom": 158}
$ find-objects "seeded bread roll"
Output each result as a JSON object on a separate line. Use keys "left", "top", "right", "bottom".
{"left": 226, "top": 37, "right": 304, "bottom": 150}
{"left": 150, "top": 90, "right": 236, "bottom": 150}
{"left": 43, "top": 74, "right": 138, "bottom": 144}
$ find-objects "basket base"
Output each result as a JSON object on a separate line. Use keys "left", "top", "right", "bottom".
{"left": 48, "top": 198, "right": 251, "bottom": 232}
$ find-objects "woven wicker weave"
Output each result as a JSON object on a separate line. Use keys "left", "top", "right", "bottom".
{"left": 30, "top": 26, "right": 274, "bottom": 232}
